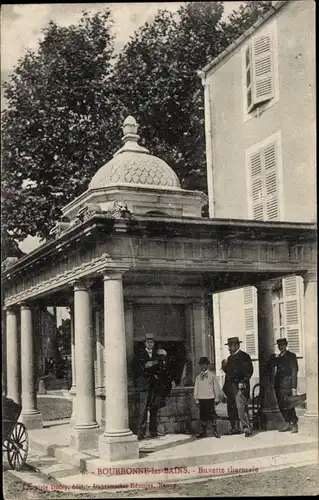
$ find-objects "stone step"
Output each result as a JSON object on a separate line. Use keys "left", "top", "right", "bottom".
{"left": 29, "top": 429, "right": 318, "bottom": 475}
{"left": 9, "top": 447, "right": 318, "bottom": 493}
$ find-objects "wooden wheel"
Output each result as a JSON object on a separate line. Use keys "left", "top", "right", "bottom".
{"left": 7, "top": 422, "right": 29, "bottom": 470}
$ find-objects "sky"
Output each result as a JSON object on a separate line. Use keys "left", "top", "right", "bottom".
{"left": 1, "top": 2, "right": 243, "bottom": 252}
{"left": 1, "top": 2, "right": 243, "bottom": 80}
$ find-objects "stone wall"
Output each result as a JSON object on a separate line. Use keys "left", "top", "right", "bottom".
{"left": 128, "top": 387, "right": 196, "bottom": 435}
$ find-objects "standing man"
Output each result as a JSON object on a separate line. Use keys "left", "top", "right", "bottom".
{"left": 271, "top": 338, "right": 299, "bottom": 433}
{"left": 134, "top": 333, "right": 158, "bottom": 440}
{"left": 222, "top": 337, "right": 254, "bottom": 437}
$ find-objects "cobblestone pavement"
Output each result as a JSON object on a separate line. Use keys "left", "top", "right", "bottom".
{"left": 3, "top": 464, "right": 319, "bottom": 498}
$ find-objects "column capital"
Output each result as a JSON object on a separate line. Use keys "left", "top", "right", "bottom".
{"left": 3, "top": 304, "right": 18, "bottom": 313}
{"left": 69, "top": 278, "right": 93, "bottom": 291}
{"left": 255, "top": 281, "right": 274, "bottom": 293}
{"left": 19, "top": 302, "right": 32, "bottom": 310}
{"left": 101, "top": 267, "right": 130, "bottom": 281}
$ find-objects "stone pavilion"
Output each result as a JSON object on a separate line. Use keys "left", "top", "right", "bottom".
{"left": 2, "top": 117, "right": 317, "bottom": 461}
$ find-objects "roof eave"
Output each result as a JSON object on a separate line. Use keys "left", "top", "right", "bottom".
{"left": 198, "top": 0, "right": 288, "bottom": 80}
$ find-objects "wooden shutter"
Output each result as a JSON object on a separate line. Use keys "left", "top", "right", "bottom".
{"left": 244, "top": 286, "right": 258, "bottom": 358}
{"left": 264, "top": 143, "right": 279, "bottom": 220}
{"left": 250, "top": 151, "right": 264, "bottom": 220}
{"left": 248, "top": 141, "right": 279, "bottom": 221}
{"left": 282, "top": 276, "right": 302, "bottom": 356}
{"left": 252, "top": 34, "right": 274, "bottom": 106}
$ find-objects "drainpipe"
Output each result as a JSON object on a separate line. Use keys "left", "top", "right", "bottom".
{"left": 198, "top": 70, "right": 223, "bottom": 381}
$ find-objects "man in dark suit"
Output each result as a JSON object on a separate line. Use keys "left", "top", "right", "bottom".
{"left": 222, "top": 336, "right": 254, "bottom": 437}
{"left": 271, "top": 338, "right": 299, "bottom": 433}
{"left": 134, "top": 333, "right": 159, "bottom": 440}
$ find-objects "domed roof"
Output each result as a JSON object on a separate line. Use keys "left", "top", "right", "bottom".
{"left": 89, "top": 116, "right": 180, "bottom": 190}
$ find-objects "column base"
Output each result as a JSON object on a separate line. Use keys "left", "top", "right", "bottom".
{"left": 260, "top": 409, "right": 285, "bottom": 430}
{"left": 69, "top": 394, "right": 76, "bottom": 425}
{"left": 302, "top": 413, "right": 319, "bottom": 437}
{"left": 99, "top": 432, "right": 138, "bottom": 461}
{"left": 38, "top": 379, "right": 47, "bottom": 395}
{"left": 95, "top": 395, "right": 105, "bottom": 428}
{"left": 70, "top": 425, "right": 101, "bottom": 451}
{"left": 20, "top": 411, "right": 43, "bottom": 430}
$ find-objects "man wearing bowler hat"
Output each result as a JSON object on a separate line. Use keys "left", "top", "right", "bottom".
{"left": 134, "top": 333, "right": 159, "bottom": 440}
{"left": 270, "top": 338, "right": 299, "bottom": 433}
{"left": 222, "top": 337, "right": 254, "bottom": 437}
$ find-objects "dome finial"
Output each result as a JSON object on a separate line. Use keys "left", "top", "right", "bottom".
{"left": 113, "top": 115, "right": 149, "bottom": 157}
{"left": 122, "top": 116, "right": 139, "bottom": 136}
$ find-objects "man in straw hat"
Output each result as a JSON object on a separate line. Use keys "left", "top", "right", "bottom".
{"left": 268, "top": 338, "right": 299, "bottom": 433}
{"left": 222, "top": 337, "right": 254, "bottom": 437}
{"left": 134, "top": 333, "right": 159, "bottom": 440}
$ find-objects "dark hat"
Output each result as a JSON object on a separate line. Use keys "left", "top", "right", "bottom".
{"left": 145, "top": 333, "right": 155, "bottom": 340}
{"left": 198, "top": 357, "right": 210, "bottom": 365}
{"left": 276, "top": 338, "right": 288, "bottom": 345}
{"left": 225, "top": 337, "right": 243, "bottom": 346}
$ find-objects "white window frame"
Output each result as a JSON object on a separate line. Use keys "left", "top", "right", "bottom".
{"left": 242, "top": 19, "right": 279, "bottom": 123}
{"left": 245, "top": 130, "right": 284, "bottom": 220}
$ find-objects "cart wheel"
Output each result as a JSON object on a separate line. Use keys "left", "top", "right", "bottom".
{"left": 7, "top": 422, "right": 29, "bottom": 470}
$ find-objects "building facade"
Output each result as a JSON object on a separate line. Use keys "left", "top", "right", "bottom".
{"left": 3, "top": 114, "right": 316, "bottom": 461}
{"left": 199, "top": 0, "right": 316, "bottom": 390}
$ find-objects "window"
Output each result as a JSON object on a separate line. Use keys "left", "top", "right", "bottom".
{"left": 242, "top": 22, "right": 279, "bottom": 122}
{"left": 245, "top": 33, "right": 274, "bottom": 113}
{"left": 246, "top": 132, "right": 283, "bottom": 221}
{"left": 250, "top": 143, "right": 278, "bottom": 220}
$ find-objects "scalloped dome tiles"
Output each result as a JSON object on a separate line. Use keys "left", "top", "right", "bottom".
{"left": 89, "top": 116, "right": 181, "bottom": 190}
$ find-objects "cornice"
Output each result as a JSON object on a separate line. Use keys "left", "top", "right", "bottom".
{"left": 4, "top": 253, "right": 115, "bottom": 307}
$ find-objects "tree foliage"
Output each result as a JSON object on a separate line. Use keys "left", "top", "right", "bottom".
{"left": 2, "top": 11, "right": 116, "bottom": 242}
{"left": 111, "top": 1, "right": 272, "bottom": 192}
{"left": 1, "top": 1, "right": 272, "bottom": 246}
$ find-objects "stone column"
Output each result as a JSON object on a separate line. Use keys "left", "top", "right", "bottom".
{"left": 303, "top": 271, "right": 318, "bottom": 431}
{"left": 69, "top": 303, "right": 76, "bottom": 424}
{"left": 95, "top": 310, "right": 104, "bottom": 390}
{"left": 256, "top": 282, "right": 284, "bottom": 430}
{"left": 99, "top": 271, "right": 138, "bottom": 461}
{"left": 20, "top": 303, "right": 43, "bottom": 429}
{"left": 6, "top": 307, "right": 21, "bottom": 404}
{"left": 70, "top": 281, "right": 100, "bottom": 451}
{"left": 205, "top": 294, "right": 215, "bottom": 369}
{"left": 185, "top": 304, "right": 195, "bottom": 385}
{"left": 95, "top": 309, "right": 105, "bottom": 426}
{"left": 192, "top": 299, "right": 210, "bottom": 366}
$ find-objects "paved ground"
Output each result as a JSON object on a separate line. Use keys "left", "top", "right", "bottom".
{"left": 3, "top": 464, "right": 319, "bottom": 498}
